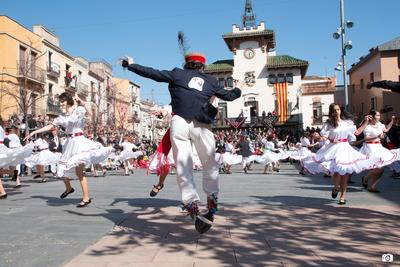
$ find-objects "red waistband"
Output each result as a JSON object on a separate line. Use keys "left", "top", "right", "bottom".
{"left": 0, "top": 141, "right": 3, "bottom": 144}
{"left": 39, "top": 148, "right": 48, "bottom": 151}
{"left": 366, "top": 141, "right": 381, "bottom": 144}
{"left": 67, "top": 132, "right": 84, "bottom": 138}
{"left": 329, "top": 138, "right": 348, "bottom": 143}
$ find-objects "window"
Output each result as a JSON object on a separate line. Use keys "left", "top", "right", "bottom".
{"left": 370, "top": 72, "right": 374, "bottom": 82}
{"left": 277, "top": 74, "right": 285, "bottom": 83}
{"left": 90, "top": 82, "right": 96, "bottom": 102}
{"left": 371, "top": 97, "right": 377, "bottom": 110}
{"left": 30, "top": 51, "right": 37, "bottom": 74}
{"left": 31, "top": 93, "right": 37, "bottom": 115}
{"left": 227, "top": 77, "right": 233, "bottom": 87}
{"left": 268, "top": 74, "right": 276, "bottom": 85}
{"left": 48, "top": 51, "right": 52, "bottom": 68}
{"left": 218, "top": 102, "right": 227, "bottom": 126}
{"left": 286, "top": 73, "right": 293, "bottom": 84}
{"left": 19, "top": 46, "right": 27, "bottom": 62}
{"left": 48, "top": 83, "right": 53, "bottom": 95}
{"left": 312, "top": 102, "right": 323, "bottom": 124}
{"left": 218, "top": 78, "right": 225, "bottom": 88}
{"left": 360, "top": 78, "right": 364, "bottom": 89}
{"left": 352, "top": 84, "right": 355, "bottom": 94}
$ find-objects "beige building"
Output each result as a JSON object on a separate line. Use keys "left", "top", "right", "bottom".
{"left": 112, "top": 77, "right": 141, "bottom": 132}
{"left": 139, "top": 100, "right": 169, "bottom": 142}
{"left": 0, "top": 16, "right": 46, "bottom": 119}
{"left": 348, "top": 37, "right": 400, "bottom": 122}
{"left": 300, "top": 76, "right": 336, "bottom": 128}
{"left": 32, "top": 25, "right": 77, "bottom": 118}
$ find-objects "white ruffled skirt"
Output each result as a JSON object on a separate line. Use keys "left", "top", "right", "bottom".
{"left": 24, "top": 150, "right": 61, "bottom": 168}
{"left": 222, "top": 152, "right": 243, "bottom": 165}
{"left": 148, "top": 151, "right": 175, "bottom": 174}
{"left": 254, "top": 149, "right": 288, "bottom": 165}
{"left": 0, "top": 143, "right": 34, "bottom": 168}
{"left": 56, "top": 136, "right": 113, "bottom": 177}
{"left": 290, "top": 147, "right": 313, "bottom": 161}
{"left": 359, "top": 143, "right": 400, "bottom": 170}
{"left": 118, "top": 150, "right": 143, "bottom": 161}
{"left": 302, "top": 142, "right": 380, "bottom": 175}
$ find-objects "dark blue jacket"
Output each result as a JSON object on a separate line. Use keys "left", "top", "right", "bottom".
{"left": 127, "top": 64, "right": 241, "bottom": 124}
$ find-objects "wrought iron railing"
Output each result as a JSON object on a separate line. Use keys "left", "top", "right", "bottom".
{"left": 46, "top": 62, "right": 60, "bottom": 78}
{"left": 17, "top": 60, "right": 45, "bottom": 83}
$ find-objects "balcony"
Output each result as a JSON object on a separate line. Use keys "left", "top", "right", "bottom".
{"left": 46, "top": 97, "right": 62, "bottom": 116}
{"left": 17, "top": 60, "right": 45, "bottom": 84}
{"left": 128, "top": 116, "right": 141, "bottom": 124}
{"left": 77, "top": 82, "right": 89, "bottom": 96}
{"left": 64, "top": 73, "right": 76, "bottom": 90}
{"left": 47, "top": 62, "right": 61, "bottom": 78}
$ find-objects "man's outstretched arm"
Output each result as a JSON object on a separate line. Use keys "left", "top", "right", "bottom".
{"left": 367, "top": 80, "right": 400, "bottom": 93}
{"left": 121, "top": 57, "right": 174, "bottom": 83}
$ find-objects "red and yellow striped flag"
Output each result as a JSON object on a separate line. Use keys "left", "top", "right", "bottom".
{"left": 274, "top": 82, "right": 289, "bottom": 123}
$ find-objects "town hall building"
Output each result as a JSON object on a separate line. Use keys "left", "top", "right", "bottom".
{"left": 206, "top": 0, "right": 335, "bottom": 130}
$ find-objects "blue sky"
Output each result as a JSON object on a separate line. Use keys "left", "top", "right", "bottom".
{"left": 2, "top": 0, "right": 399, "bottom": 105}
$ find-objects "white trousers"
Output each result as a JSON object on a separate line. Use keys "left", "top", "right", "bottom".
{"left": 170, "top": 115, "right": 219, "bottom": 204}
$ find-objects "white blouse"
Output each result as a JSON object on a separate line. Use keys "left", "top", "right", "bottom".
{"left": 53, "top": 106, "right": 86, "bottom": 134}
{"left": 363, "top": 122, "right": 385, "bottom": 139}
{"left": 321, "top": 120, "right": 356, "bottom": 141}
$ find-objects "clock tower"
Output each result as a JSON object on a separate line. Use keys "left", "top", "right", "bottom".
{"left": 223, "top": 21, "right": 276, "bottom": 87}
{"left": 205, "top": 0, "right": 309, "bottom": 129}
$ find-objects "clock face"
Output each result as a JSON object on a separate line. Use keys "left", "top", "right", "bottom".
{"left": 244, "top": 48, "right": 255, "bottom": 59}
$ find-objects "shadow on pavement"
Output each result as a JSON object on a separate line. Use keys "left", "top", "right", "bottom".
{"left": 63, "top": 195, "right": 400, "bottom": 266}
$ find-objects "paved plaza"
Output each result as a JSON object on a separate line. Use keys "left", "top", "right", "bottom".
{"left": 1, "top": 163, "right": 399, "bottom": 267}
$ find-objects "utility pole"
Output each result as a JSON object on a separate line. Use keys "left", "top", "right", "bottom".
{"left": 340, "top": 0, "right": 348, "bottom": 110}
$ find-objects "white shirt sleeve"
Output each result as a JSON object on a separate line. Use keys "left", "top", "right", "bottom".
{"left": 320, "top": 123, "right": 330, "bottom": 137}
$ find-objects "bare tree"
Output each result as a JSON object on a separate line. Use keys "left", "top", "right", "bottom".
{"left": 88, "top": 82, "right": 108, "bottom": 138}
{"left": 114, "top": 98, "right": 131, "bottom": 135}
{"left": 0, "top": 46, "right": 47, "bottom": 135}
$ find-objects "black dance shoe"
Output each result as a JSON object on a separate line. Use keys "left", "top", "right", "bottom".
{"left": 195, "top": 211, "right": 214, "bottom": 234}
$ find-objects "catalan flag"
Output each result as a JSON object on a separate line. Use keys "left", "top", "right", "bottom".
{"left": 274, "top": 82, "right": 289, "bottom": 123}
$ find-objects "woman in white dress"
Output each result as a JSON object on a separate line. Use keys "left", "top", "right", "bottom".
{"left": 24, "top": 135, "right": 61, "bottom": 183}
{"left": 358, "top": 110, "right": 400, "bottom": 192}
{"left": 25, "top": 93, "right": 113, "bottom": 207}
{"left": 256, "top": 135, "right": 288, "bottom": 173}
{"left": 0, "top": 120, "right": 10, "bottom": 198}
{"left": 302, "top": 103, "right": 380, "bottom": 205}
{"left": 2, "top": 126, "right": 34, "bottom": 188}
{"left": 222, "top": 138, "right": 242, "bottom": 174}
{"left": 119, "top": 135, "right": 142, "bottom": 176}
{"left": 290, "top": 132, "right": 316, "bottom": 175}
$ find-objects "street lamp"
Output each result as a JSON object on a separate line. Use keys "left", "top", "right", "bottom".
{"left": 332, "top": 0, "right": 354, "bottom": 110}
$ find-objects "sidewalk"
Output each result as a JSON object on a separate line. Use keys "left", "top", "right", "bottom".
{"left": 1, "top": 163, "right": 399, "bottom": 267}
{"left": 64, "top": 202, "right": 400, "bottom": 267}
